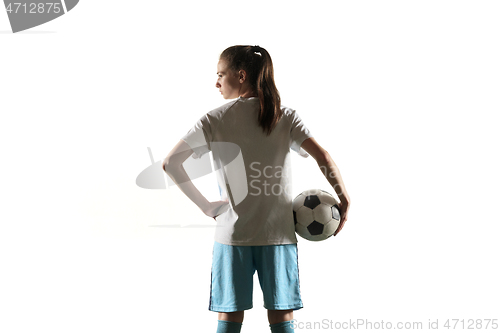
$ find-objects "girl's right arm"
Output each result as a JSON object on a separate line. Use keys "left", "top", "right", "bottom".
{"left": 300, "top": 137, "right": 351, "bottom": 236}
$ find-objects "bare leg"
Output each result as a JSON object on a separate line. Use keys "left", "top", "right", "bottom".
{"left": 218, "top": 311, "right": 244, "bottom": 323}
{"left": 268, "top": 309, "right": 293, "bottom": 325}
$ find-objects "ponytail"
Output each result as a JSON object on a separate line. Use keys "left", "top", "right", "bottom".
{"left": 220, "top": 45, "right": 283, "bottom": 136}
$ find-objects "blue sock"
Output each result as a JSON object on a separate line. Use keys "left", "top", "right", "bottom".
{"left": 270, "top": 320, "right": 295, "bottom": 333}
{"left": 217, "top": 320, "right": 242, "bottom": 333}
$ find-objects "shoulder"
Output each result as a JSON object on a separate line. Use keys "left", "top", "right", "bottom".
{"left": 193, "top": 100, "right": 240, "bottom": 128}
{"left": 280, "top": 104, "right": 294, "bottom": 114}
{"left": 207, "top": 99, "right": 240, "bottom": 118}
{"left": 280, "top": 104, "right": 299, "bottom": 122}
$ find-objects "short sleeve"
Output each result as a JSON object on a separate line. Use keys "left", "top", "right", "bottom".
{"left": 290, "top": 110, "right": 313, "bottom": 158}
{"left": 180, "top": 114, "right": 212, "bottom": 159}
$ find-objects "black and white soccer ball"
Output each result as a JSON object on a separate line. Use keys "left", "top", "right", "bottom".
{"left": 293, "top": 189, "right": 341, "bottom": 241}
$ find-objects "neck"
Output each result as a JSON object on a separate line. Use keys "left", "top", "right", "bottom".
{"left": 238, "top": 83, "right": 257, "bottom": 98}
{"left": 239, "top": 92, "right": 257, "bottom": 98}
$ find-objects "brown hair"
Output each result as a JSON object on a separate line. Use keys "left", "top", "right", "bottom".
{"left": 220, "top": 45, "right": 282, "bottom": 136}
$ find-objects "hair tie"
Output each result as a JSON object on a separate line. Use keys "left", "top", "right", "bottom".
{"left": 252, "top": 45, "right": 262, "bottom": 55}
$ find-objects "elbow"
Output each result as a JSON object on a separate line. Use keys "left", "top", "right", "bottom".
{"left": 163, "top": 158, "right": 182, "bottom": 173}
{"left": 320, "top": 151, "right": 330, "bottom": 163}
{"left": 162, "top": 158, "right": 170, "bottom": 173}
{"left": 320, "top": 151, "right": 335, "bottom": 165}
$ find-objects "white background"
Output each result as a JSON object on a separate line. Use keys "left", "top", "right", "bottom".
{"left": 1, "top": 1, "right": 499, "bottom": 332}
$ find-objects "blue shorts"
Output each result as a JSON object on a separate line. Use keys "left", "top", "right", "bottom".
{"left": 209, "top": 241, "right": 303, "bottom": 312}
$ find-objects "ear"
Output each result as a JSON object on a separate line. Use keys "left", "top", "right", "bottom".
{"left": 238, "top": 69, "right": 247, "bottom": 83}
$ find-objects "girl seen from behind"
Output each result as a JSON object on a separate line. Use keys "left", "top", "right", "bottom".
{"left": 163, "top": 45, "right": 351, "bottom": 333}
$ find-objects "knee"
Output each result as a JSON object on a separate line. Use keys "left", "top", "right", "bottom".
{"left": 268, "top": 309, "right": 293, "bottom": 325}
{"left": 218, "top": 311, "right": 244, "bottom": 323}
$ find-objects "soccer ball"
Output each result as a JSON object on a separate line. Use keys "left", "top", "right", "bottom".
{"left": 293, "top": 189, "right": 341, "bottom": 241}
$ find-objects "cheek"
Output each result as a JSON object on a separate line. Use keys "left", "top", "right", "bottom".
{"left": 228, "top": 77, "right": 239, "bottom": 89}
{"left": 222, "top": 79, "right": 232, "bottom": 90}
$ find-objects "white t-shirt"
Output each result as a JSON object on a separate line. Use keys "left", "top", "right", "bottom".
{"left": 181, "top": 96, "right": 313, "bottom": 246}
